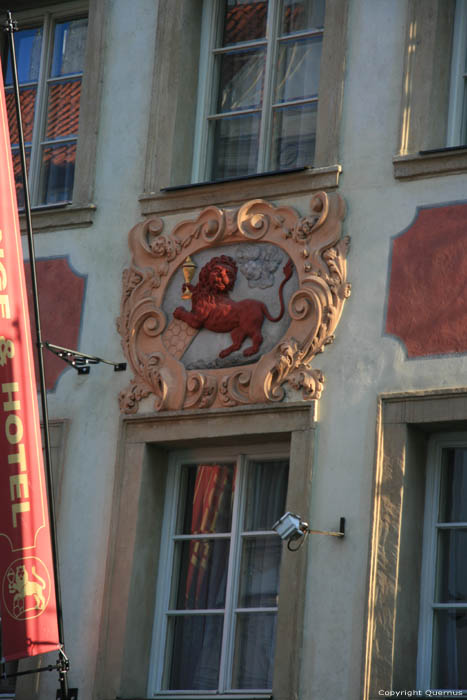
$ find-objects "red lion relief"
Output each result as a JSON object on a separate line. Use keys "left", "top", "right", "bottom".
{"left": 174, "top": 255, "right": 293, "bottom": 358}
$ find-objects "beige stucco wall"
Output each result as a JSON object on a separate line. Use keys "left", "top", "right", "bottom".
{"left": 15, "top": 1, "right": 467, "bottom": 699}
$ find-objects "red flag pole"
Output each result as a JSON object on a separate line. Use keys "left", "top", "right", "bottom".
{"left": 3, "top": 11, "right": 70, "bottom": 700}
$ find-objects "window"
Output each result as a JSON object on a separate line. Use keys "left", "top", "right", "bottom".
{"left": 0, "top": 659, "right": 16, "bottom": 698}
{"left": 447, "top": 0, "right": 467, "bottom": 146}
{"left": 141, "top": 0, "right": 347, "bottom": 215}
{"left": 418, "top": 434, "right": 467, "bottom": 692}
{"left": 149, "top": 448, "right": 289, "bottom": 695}
{"left": 192, "top": 0, "right": 325, "bottom": 182}
{"left": 393, "top": 0, "right": 467, "bottom": 180}
{"left": 3, "top": 3, "right": 88, "bottom": 208}
{"left": 364, "top": 393, "right": 467, "bottom": 698}
{"left": 95, "top": 408, "right": 312, "bottom": 699}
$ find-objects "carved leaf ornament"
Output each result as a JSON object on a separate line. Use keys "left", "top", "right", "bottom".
{"left": 117, "top": 192, "right": 350, "bottom": 413}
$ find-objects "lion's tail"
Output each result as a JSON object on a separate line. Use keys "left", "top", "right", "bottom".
{"left": 262, "top": 259, "right": 293, "bottom": 323}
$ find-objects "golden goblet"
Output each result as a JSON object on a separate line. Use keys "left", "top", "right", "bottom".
{"left": 181, "top": 256, "right": 196, "bottom": 299}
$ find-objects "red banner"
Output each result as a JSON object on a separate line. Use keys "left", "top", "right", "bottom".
{"left": 0, "top": 66, "right": 60, "bottom": 660}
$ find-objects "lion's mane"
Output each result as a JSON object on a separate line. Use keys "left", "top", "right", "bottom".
{"left": 195, "top": 255, "right": 237, "bottom": 296}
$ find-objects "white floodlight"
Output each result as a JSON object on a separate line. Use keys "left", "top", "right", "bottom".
{"left": 272, "top": 512, "right": 308, "bottom": 541}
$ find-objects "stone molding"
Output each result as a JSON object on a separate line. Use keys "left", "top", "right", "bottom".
{"left": 117, "top": 192, "right": 350, "bottom": 414}
{"left": 363, "top": 389, "right": 467, "bottom": 698}
{"left": 95, "top": 404, "right": 315, "bottom": 700}
{"left": 393, "top": 149, "right": 467, "bottom": 180}
{"left": 140, "top": 166, "right": 341, "bottom": 217}
{"left": 19, "top": 204, "right": 96, "bottom": 234}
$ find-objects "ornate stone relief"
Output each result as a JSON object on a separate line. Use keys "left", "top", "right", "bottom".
{"left": 117, "top": 192, "right": 350, "bottom": 413}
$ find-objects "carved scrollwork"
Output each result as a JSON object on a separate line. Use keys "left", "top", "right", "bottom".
{"left": 174, "top": 206, "right": 232, "bottom": 249}
{"left": 117, "top": 192, "right": 350, "bottom": 413}
{"left": 288, "top": 366, "right": 325, "bottom": 400}
{"left": 130, "top": 217, "right": 180, "bottom": 262}
{"left": 263, "top": 339, "right": 300, "bottom": 402}
{"left": 219, "top": 370, "right": 252, "bottom": 406}
{"left": 238, "top": 199, "right": 287, "bottom": 240}
{"left": 289, "top": 192, "right": 329, "bottom": 243}
{"left": 144, "top": 353, "right": 169, "bottom": 411}
{"left": 185, "top": 373, "right": 218, "bottom": 409}
{"left": 118, "top": 380, "right": 151, "bottom": 414}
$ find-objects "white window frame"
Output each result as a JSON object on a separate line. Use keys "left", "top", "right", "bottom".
{"left": 417, "top": 432, "right": 467, "bottom": 693}
{"left": 447, "top": 0, "right": 467, "bottom": 146}
{"left": 5, "top": 1, "right": 88, "bottom": 207}
{"left": 148, "top": 443, "right": 289, "bottom": 698}
{"left": 192, "top": 0, "right": 323, "bottom": 183}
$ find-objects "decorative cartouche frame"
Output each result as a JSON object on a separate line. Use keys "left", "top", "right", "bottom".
{"left": 117, "top": 191, "right": 350, "bottom": 413}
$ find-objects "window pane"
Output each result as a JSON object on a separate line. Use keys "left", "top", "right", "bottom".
{"left": 244, "top": 459, "right": 288, "bottom": 531}
{"left": 0, "top": 659, "right": 17, "bottom": 695}
{"left": 431, "top": 609, "right": 467, "bottom": 689}
{"left": 435, "top": 529, "right": 467, "bottom": 603}
{"left": 275, "top": 35, "right": 322, "bottom": 103}
{"left": 461, "top": 79, "right": 467, "bottom": 144}
{"left": 39, "top": 142, "right": 76, "bottom": 204}
{"left": 212, "top": 113, "right": 260, "bottom": 179}
{"left": 439, "top": 448, "right": 467, "bottom": 522}
{"left": 11, "top": 148, "right": 31, "bottom": 210}
{"left": 172, "top": 539, "right": 230, "bottom": 610}
{"left": 177, "top": 463, "right": 236, "bottom": 534}
{"left": 217, "top": 48, "right": 265, "bottom": 112}
{"left": 281, "top": 0, "right": 325, "bottom": 34}
{"left": 165, "top": 614, "right": 223, "bottom": 690}
{"left": 51, "top": 18, "right": 88, "bottom": 77}
{"left": 5, "top": 27, "right": 42, "bottom": 85}
{"left": 221, "top": 0, "right": 268, "bottom": 46}
{"left": 232, "top": 612, "right": 277, "bottom": 689}
{"left": 45, "top": 78, "right": 82, "bottom": 139}
{"left": 238, "top": 536, "right": 282, "bottom": 607}
{"left": 271, "top": 102, "right": 317, "bottom": 169}
{"left": 6, "top": 87, "right": 37, "bottom": 146}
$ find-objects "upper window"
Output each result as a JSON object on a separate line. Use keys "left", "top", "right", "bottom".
{"left": 149, "top": 448, "right": 289, "bottom": 695}
{"left": 447, "top": 0, "right": 467, "bottom": 146}
{"left": 192, "top": 0, "right": 325, "bottom": 182}
{"left": 418, "top": 434, "right": 467, "bottom": 692}
{"left": 394, "top": 0, "right": 467, "bottom": 179}
{"left": 3, "top": 4, "right": 88, "bottom": 208}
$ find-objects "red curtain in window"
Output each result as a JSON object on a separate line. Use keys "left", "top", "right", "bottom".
{"left": 185, "top": 465, "right": 232, "bottom": 607}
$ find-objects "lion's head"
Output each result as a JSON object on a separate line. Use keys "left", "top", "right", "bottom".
{"left": 197, "top": 256, "right": 237, "bottom": 295}
{"left": 16, "top": 565, "right": 26, "bottom": 583}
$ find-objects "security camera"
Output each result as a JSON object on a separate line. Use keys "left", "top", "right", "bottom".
{"left": 272, "top": 512, "right": 309, "bottom": 541}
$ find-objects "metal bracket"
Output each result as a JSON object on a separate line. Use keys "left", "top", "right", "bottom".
{"left": 43, "top": 342, "right": 126, "bottom": 375}
{"left": 287, "top": 517, "right": 346, "bottom": 551}
{"left": 3, "top": 14, "right": 18, "bottom": 33}
{"left": 307, "top": 517, "right": 346, "bottom": 538}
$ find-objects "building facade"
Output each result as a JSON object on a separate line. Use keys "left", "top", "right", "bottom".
{"left": 1, "top": 1, "right": 467, "bottom": 699}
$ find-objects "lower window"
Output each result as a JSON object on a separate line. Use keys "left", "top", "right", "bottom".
{"left": 149, "top": 447, "right": 289, "bottom": 695}
{"left": 418, "top": 434, "right": 467, "bottom": 692}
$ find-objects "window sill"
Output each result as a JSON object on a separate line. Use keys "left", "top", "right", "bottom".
{"left": 19, "top": 203, "right": 96, "bottom": 234}
{"left": 139, "top": 165, "right": 342, "bottom": 217}
{"left": 393, "top": 148, "right": 467, "bottom": 180}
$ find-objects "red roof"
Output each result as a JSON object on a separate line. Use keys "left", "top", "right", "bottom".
{"left": 5, "top": 79, "right": 81, "bottom": 204}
